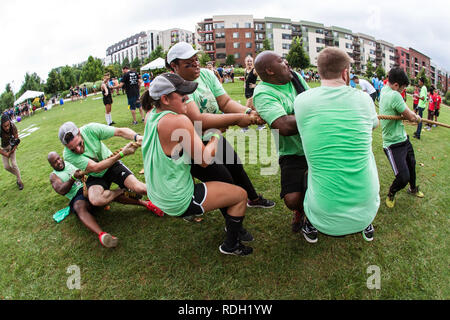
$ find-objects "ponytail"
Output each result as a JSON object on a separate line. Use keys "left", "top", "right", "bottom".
{"left": 140, "top": 89, "right": 160, "bottom": 112}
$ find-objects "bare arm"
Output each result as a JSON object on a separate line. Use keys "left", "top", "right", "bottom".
{"left": 271, "top": 115, "right": 299, "bottom": 136}
{"left": 402, "top": 106, "right": 421, "bottom": 123}
{"left": 50, "top": 173, "right": 76, "bottom": 196}
{"left": 216, "top": 94, "right": 248, "bottom": 114}
{"left": 84, "top": 142, "right": 138, "bottom": 174}
{"left": 114, "top": 127, "right": 142, "bottom": 143}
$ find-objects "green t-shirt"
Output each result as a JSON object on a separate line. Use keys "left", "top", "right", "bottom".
{"left": 295, "top": 85, "right": 380, "bottom": 236}
{"left": 418, "top": 85, "right": 427, "bottom": 109}
{"left": 63, "top": 123, "right": 115, "bottom": 177}
{"left": 187, "top": 68, "right": 226, "bottom": 114}
{"left": 142, "top": 109, "right": 194, "bottom": 216}
{"left": 52, "top": 161, "right": 83, "bottom": 201}
{"left": 253, "top": 73, "right": 309, "bottom": 157}
{"left": 379, "top": 86, "right": 407, "bottom": 148}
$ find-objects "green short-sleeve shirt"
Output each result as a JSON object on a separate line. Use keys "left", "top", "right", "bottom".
{"left": 63, "top": 123, "right": 115, "bottom": 177}
{"left": 379, "top": 86, "right": 407, "bottom": 148}
{"left": 295, "top": 85, "right": 380, "bottom": 236}
{"left": 253, "top": 73, "right": 309, "bottom": 157}
{"left": 187, "top": 68, "right": 226, "bottom": 114}
{"left": 418, "top": 85, "right": 427, "bottom": 109}
{"left": 52, "top": 161, "right": 83, "bottom": 201}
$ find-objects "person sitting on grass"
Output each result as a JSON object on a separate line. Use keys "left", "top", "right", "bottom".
{"left": 253, "top": 51, "right": 310, "bottom": 235}
{"left": 58, "top": 121, "right": 163, "bottom": 216}
{"left": 140, "top": 73, "right": 253, "bottom": 256}
{"left": 380, "top": 67, "right": 424, "bottom": 209}
{"left": 294, "top": 47, "right": 380, "bottom": 242}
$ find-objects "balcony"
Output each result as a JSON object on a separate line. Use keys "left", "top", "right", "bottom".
{"left": 198, "top": 30, "right": 214, "bottom": 33}
{"left": 325, "top": 34, "right": 334, "bottom": 40}
{"left": 198, "top": 39, "right": 215, "bottom": 44}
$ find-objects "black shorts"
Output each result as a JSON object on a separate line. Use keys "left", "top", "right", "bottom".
{"left": 428, "top": 109, "right": 435, "bottom": 117}
{"left": 279, "top": 155, "right": 308, "bottom": 199}
{"left": 434, "top": 109, "right": 440, "bottom": 117}
{"left": 413, "top": 103, "right": 418, "bottom": 111}
{"left": 127, "top": 95, "right": 140, "bottom": 110}
{"left": 180, "top": 183, "right": 207, "bottom": 218}
{"left": 245, "top": 88, "right": 254, "bottom": 99}
{"left": 85, "top": 161, "right": 133, "bottom": 191}
{"left": 69, "top": 188, "right": 88, "bottom": 213}
{"left": 103, "top": 96, "right": 113, "bottom": 105}
{"left": 370, "top": 92, "right": 377, "bottom": 102}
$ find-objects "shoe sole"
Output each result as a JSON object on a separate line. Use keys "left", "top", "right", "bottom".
{"left": 302, "top": 232, "right": 318, "bottom": 244}
{"left": 101, "top": 234, "right": 118, "bottom": 248}
{"left": 247, "top": 203, "right": 275, "bottom": 209}
{"left": 219, "top": 245, "right": 252, "bottom": 256}
{"left": 362, "top": 233, "right": 374, "bottom": 242}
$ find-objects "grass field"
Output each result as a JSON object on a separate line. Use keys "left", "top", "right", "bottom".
{"left": 0, "top": 79, "right": 448, "bottom": 300}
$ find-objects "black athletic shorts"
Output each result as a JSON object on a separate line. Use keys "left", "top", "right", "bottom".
{"left": 181, "top": 183, "right": 207, "bottom": 218}
{"left": 434, "top": 109, "right": 440, "bottom": 117}
{"left": 428, "top": 109, "right": 435, "bottom": 117}
{"left": 103, "top": 96, "right": 113, "bottom": 105}
{"left": 279, "top": 155, "right": 308, "bottom": 199}
{"left": 69, "top": 188, "right": 88, "bottom": 213}
{"left": 85, "top": 161, "right": 133, "bottom": 191}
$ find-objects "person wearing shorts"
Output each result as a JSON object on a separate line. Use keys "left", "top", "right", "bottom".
{"left": 143, "top": 72, "right": 151, "bottom": 89}
{"left": 253, "top": 51, "right": 311, "bottom": 236}
{"left": 116, "top": 66, "right": 146, "bottom": 125}
{"left": 48, "top": 152, "right": 119, "bottom": 248}
{"left": 141, "top": 73, "right": 253, "bottom": 256}
{"left": 101, "top": 73, "right": 115, "bottom": 126}
{"left": 59, "top": 121, "right": 163, "bottom": 216}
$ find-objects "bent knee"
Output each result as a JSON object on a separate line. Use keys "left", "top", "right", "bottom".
{"left": 284, "top": 192, "right": 303, "bottom": 211}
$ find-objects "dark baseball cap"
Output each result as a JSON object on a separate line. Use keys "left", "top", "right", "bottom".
{"left": 149, "top": 73, "right": 198, "bottom": 100}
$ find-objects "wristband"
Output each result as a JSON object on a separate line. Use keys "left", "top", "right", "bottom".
{"left": 245, "top": 108, "right": 252, "bottom": 114}
{"left": 134, "top": 134, "right": 139, "bottom": 142}
{"left": 71, "top": 175, "right": 77, "bottom": 181}
{"left": 211, "top": 133, "right": 221, "bottom": 140}
{"left": 119, "top": 151, "right": 124, "bottom": 158}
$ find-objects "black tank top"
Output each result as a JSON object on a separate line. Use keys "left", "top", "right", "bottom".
{"left": 244, "top": 68, "right": 257, "bottom": 90}
{"left": 102, "top": 83, "right": 112, "bottom": 99}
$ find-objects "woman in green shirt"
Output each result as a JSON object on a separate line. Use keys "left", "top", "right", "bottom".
{"left": 140, "top": 73, "right": 253, "bottom": 256}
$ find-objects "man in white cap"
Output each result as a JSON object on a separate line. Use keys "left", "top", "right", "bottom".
{"left": 165, "top": 42, "right": 275, "bottom": 242}
{"left": 58, "top": 121, "right": 163, "bottom": 216}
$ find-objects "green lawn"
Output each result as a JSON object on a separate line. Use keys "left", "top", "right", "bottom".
{"left": 0, "top": 80, "right": 448, "bottom": 300}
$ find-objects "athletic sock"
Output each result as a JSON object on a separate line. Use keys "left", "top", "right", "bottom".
{"left": 223, "top": 214, "right": 244, "bottom": 248}
{"left": 105, "top": 113, "right": 111, "bottom": 125}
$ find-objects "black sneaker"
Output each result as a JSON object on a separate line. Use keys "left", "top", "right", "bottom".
{"left": 362, "top": 224, "right": 374, "bottom": 242}
{"left": 247, "top": 195, "right": 275, "bottom": 209}
{"left": 132, "top": 121, "right": 138, "bottom": 125}
{"left": 109, "top": 121, "right": 116, "bottom": 126}
{"left": 219, "top": 241, "right": 253, "bottom": 256}
{"left": 301, "top": 218, "right": 318, "bottom": 243}
{"left": 224, "top": 226, "right": 254, "bottom": 242}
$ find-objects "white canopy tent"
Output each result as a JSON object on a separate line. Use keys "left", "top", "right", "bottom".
{"left": 14, "top": 90, "right": 44, "bottom": 105}
{"left": 141, "top": 57, "right": 166, "bottom": 71}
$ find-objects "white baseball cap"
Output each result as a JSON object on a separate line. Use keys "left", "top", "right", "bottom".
{"left": 167, "top": 42, "right": 199, "bottom": 64}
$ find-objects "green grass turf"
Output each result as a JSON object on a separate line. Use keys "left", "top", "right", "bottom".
{"left": 0, "top": 79, "right": 448, "bottom": 299}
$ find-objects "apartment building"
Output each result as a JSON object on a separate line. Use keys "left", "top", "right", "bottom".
{"left": 105, "top": 29, "right": 194, "bottom": 66}
{"left": 394, "top": 46, "right": 411, "bottom": 75}
{"left": 353, "top": 33, "right": 377, "bottom": 73}
{"left": 409, "top": 47, "right": 431, "bottom": 79}
{"left": 376, "top": 40, "right": 396, "bottom": 73}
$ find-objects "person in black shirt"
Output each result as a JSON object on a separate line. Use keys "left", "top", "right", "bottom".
{"left": 115, "top": 66, "right": 145, "bottom": 125}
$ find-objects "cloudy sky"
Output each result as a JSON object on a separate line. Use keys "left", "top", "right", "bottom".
{"left": 2, "top": 0, "right": 449, "bottom": 94}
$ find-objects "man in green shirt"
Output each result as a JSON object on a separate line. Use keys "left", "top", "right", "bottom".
{"left": 253, "top": 51, "right": 312, "bottom": 236}
{"left": 59, "top": 121, "right": 163, "bottom": 216}
{"left": 380, "top": 68, "right": 424, "bottom": 208}
{"left": 295, "top": 47, "right": 380, "bottom": 241}
{"left": 413, "top": 77, "right": 427, "bottom": 140}
{"left": 48, "top": 151, "right": 118, "bottom": 248}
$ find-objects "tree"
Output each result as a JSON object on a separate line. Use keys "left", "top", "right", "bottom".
{"left": 365, "top": 59, "right": 375, "bottom": 78}
{"left": 17, "top": 72, "right": 45, "bottom": 98}
{"left": 104, "top": 63, "right": 122, "bottom": 78}
{"left": 199, "top": 52, "right": 211, "bottom": 67}
{"left": 263, "top": 38, "right": 272, "bottom": 51}
{"left": 121, "top": 57, "right": 130, "bottom": 69}
{"left": 80, "top": 56, "right": 104, "bottom": 83}
{"left": 61, "top": 65, "right": 77, "bottom": 89}
{"left": 46, "top": 69, "right": 65, "bottom": 95}
{"left": 375, "top": 65, "right": 386, "bottom": 80}
{"left": 286, "top": 36, "right": 310, "bottom": 70}
{"left": 131, "top": 57, "right": 141, "bottom": 71}
{"left": 0, "top": 91, "right": 14, "bottom": 112}
{"left": 149, "top": 45, "right": 166, "bottom": 62}
{"left": 225, "top": 55, "right": 236, "bottom": 66}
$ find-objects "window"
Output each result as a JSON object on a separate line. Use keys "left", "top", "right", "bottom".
{"left": 281, "top": 24, "right": 290, "bottom": 29}
{"left": 282, "top": 43, "right": 291, "bottom": 50}
{"left": 233, "top": 42, "right": 240, "bottom": 48}
{"left": 282, "top": 33, "right": 292, "bottom": 40}
{"left": 234, "top": 53, "right": 240, "bottom": 59}
{"left": 256, "top": 33, "right": 264, "bottom": 40}
{"left": 246, "top": 42, "right": 252, "bottom": 48}
{"left": 266, "top": 23, "right": 272, "bottom": 29}
{"left": 316, "top": 29, "right": 323, "bottom": 34}
{"left": 316, "top": 47, "right": 323, "bottom": 53}
{"left": 346, "top": 43, "right": 352, "bottom": 49}
{"left": 216, "top": 53, "right": 226, "bottom": 59}
{"left": 232, "top": 23, "right": 239, "bottom": 28}
{"left": 316, "top": 38, "right": 325, "bottom": 44}
{"left": 216, "top": 32, "right": 225, "bottom": 39}
{"left": 267, "top": 33, "right": 273, "bottom": 39}
{"left": 370, "top": 50, "right": 375, "bottom": 55}
{"left": 245, "top": 22, "right": 251, "bottom": 28}
{"left": 214, "top": 23, "right": 224, "bottom": 29}
{"left": 245, "top": 32, "right": 252, "bottom": 38}
{"left": 216, "top": 42, "right": 226, "bottom": 49}
{"left": 233, "top": 32, "right": 239, "bottom": 38}
{"left": 256, "top": 43, "right": 263, "bottom": 50}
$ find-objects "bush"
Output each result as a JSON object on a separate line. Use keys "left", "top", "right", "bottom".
{"left": 234, "top": 68, "right": 245, "bottom": 77}
{"left": 445, "top": 91, "right": 450, "bottom": 105}
{"left": 60, "top": 90, "right": 70, "bottom": 99}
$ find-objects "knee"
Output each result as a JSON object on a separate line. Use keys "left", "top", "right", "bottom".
{"left": 284, "top": 192, "right": 303, "bottom": 211}
{"left": 396, "top": 171, "right": 410, "bottom": 187}
{"left": 73, "top": 201, "right": 89, "bottom": 216}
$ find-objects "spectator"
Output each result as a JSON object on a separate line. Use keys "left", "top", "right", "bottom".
{"left": 353, "top": 76, "right": 377, "bottom": 102}
{"left": 1, "top": 114, "right": 24, "bottom": 190}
